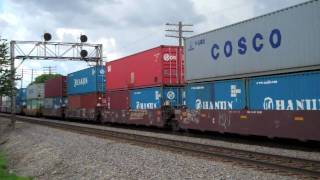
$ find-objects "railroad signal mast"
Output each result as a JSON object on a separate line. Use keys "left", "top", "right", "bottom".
{"left": 9, "top": 33, "right": 103, "bottom": 127}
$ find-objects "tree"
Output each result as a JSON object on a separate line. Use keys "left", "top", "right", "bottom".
{"left": 0, "top": 39, "right": 12, "bottom": 96}
{"left": 32, "top": 73, "right": 62, "bottom": 84}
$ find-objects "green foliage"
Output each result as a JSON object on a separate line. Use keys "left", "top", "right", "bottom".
{"left": 0, "top": 152, "right": 32, "bottom": 180}
{"left": 32, "top": 74, "right": 62, "bottom": 84}
{"left": 0, "top": 39, "right": 12, "bottom": 96}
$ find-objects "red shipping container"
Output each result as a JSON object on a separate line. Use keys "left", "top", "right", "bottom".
{"left": 106, "top": 45, "right": 184, "bottom": 91}
{"left": 68, "top": 93, "right": 104, "bottom": 109}
{"left": 106, "top": 90, "right": 129, "bottom": 110}
{"left": 68, "top": 95, "right": 81, "bottom": 108}
{"left": 45, "top": 76, "right": 67, "bottom": 98}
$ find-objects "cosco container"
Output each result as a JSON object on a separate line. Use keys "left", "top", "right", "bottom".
{"left": 186, "top": 79, "right": 245, "bottom": 110}
{"left": 44, "top": 97, "right": 67, "bottom": 109}
{"left": 248, "top": 71, "right": 320, "bottom": 110}
{"left": 130, "top": 86, "right": 182, "bottom": 110}
{"left": 67, "top": 66, "right": 105, "bottom": 95}
{"left": 68, "top": 93, "right": 103, "bottom": 109}
{"left": 45, "top": 76, "right": 66, "bottom": 97}
{"left": 185, "top": 0, "right": 320, "bottom": 82}
{"left": 106, "top": 45, "right": 184, "bottom": 91}
{"left": 26, "top": 83, "right": 45, "bottom": 99}
{"left": 106, "top": 90, "right": 130, "bottom": 110}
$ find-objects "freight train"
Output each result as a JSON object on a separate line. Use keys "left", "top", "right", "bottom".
{"left": 1, "top": 0, "right": 319, "bottom": 141}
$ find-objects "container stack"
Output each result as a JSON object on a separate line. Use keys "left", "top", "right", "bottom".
{"left": 66, "top": 66, "right": 105, "bottom": 121}
{"left": 16, "top": 88, "right": 27, "bottom": 114}
{"left": 102, "top": 45, "right": 184, "bottom": 127}
{"left": 43, "top": 76, "right": 67, "bottom": 118}
{"left": 26, "top": 83, "right": 45, "bottom": 116}
{"left": 1, "top": 96, "right": 11, "bottom": 113}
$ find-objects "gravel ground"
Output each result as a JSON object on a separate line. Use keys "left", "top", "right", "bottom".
{"left": 0, "top": 117, "right": 299, "bottom": 180}
{"left": 42, "top": 116, "right": 320, "bottom": 162}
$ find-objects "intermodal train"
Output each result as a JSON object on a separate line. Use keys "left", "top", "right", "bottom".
{"left": 1, "top": 0, "right": 319, "bottom": 141}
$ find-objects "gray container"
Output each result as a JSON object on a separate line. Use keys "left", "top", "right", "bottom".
{"left": 27, "top": 83, "right": 45, "bottom": 99}
{"left": 185, "top": 0, "right": 320, "bottom": 82}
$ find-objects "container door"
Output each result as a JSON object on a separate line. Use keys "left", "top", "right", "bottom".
{"left": 162, "top": 47, "right": 182, "bottom": 85}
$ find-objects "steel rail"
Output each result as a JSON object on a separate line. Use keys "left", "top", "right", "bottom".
{"left": 3, "top": 114, "right": 320, "bottom": 179}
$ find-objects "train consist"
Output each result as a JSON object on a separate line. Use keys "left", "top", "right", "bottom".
{"left": 1, "top": 0, "right": 319, "bottom": 141}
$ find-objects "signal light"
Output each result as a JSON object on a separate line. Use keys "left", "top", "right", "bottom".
{"left": 80, "top": 35, "right": 88, "bottom": 43}
{"left": 43, "top": 33, "right": 52, "bottom": 41}
{"left": 80, "top": 49, "right": 88, "bottom": 58}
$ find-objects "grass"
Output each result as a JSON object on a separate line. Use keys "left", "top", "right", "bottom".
{"left": 0, "top": 152, "right": 32, "bottom": 180}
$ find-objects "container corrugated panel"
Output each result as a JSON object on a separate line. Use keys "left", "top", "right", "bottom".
{"left": 106, "top": 45, "right": 184, "bottom": 91}
{"left": 130, "top": 86, "right": 182, "bottom": 110}
{"left": 44, "top": 97, "right": 67, "bottom": 109}
{"left": 26, "top": 83, "right": 45, "bottom": 99}
{"left": 248, "top": 71, "right": 320, "bottom": 110}
{"left": 186, "top": 79, "right": 245, "bottom": 110}
{"left": 214, "top": 80, "right": 245, "bottom": 110}
{"left": 185, "top": 0, "right": 320, "bottom": 82}
{"left": 68, "top": 93, "right": 102, "bottom": 109}
{"left": 16, "top": 88, "right": 27, "bottom": 106}
{"left": 106, "top": 90, "right": 130, "bottom": 110}
{"left": 45, "top": 76, "right": 67, "bottom": 97}
{"left": 67, "top": 66, "right": 105, "bottom": 95}
{"left": 26, "top": 99, "right": 43, "bottom": 110}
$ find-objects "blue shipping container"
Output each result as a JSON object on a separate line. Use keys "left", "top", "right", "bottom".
{"left": 130, "top": 87, "right": 182, "bottom": 110}
{"left": 248, "top": 71, "right": 320, "bottom": 111}
{"left": 186, "top": 79, "right": 245, "bottom": 110}
{"left": 16, "top": 88, "right": 27, "bottom": 106}
{"left": 67, "top": 66, "right": 106, "bottom": 95}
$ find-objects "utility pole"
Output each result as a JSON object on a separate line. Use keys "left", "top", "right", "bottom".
{"left": 165, "top": 21, "right": 193, "bottom": 47}
{"left": 31, "top": 69, "right": 34, "bottom": 82}
{"left": 20, "top": 68, "right": 23, "bottom": 88}
{"left": 165, "top": 22, "right": 193, "bottom": 84}
{"left": 43, "top": 66, "right": 56, "bottom": 74}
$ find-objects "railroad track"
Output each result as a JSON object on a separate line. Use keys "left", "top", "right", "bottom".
{"left": 3, "top": 114, "right": 320, "bottom": 179}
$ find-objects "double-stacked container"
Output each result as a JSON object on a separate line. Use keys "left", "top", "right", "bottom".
{"left": 16, "top": 88, "right": 27, "bottom": 114}
{"left": 43, "top": 76, "right": 67, "bottom": 118}
{"left": 179, "top": 0, "right": 320, "bottom": 141}
{"left": 26, "top": 83, "right": 45, "bottom": 116}
{"left": 66, "top": 66, "right": 105, "bottom": 121}
{"left": 102, "top": 45, "right": 184, "bottom": 127}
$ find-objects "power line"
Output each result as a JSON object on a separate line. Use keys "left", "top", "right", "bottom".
{"left": 165, "top": 21, "right": 193, "bottom": 47}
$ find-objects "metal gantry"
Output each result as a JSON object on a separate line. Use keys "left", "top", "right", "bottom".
{"left": 9, "top": 40, "right": 103, "bottom": 127}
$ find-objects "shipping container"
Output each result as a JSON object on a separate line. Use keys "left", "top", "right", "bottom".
{"left": 106, "top": 45, "right": 184, "bottom": 91}
{"left": 45, "top": 76, "right": 67, "bottom": 97}
{"left": 1, "top": 96, "right": 11, "bottom": 113}
{"left": 106, "top": 90, "right": 130, "bottom": 110}
{"left": 186, "top": 79, "right": 246, "bottom": 110}
{"left": 67, "top": 66, "right": 105, "bottom": 95}
{"left": 16, "top": 88, "right": 27, "bottom": 106}
{"left": 130, "top": 86, "right": 182, "bottom": 110}
{"left": 248, "top": 71, "right": 320, "bottom": 110}
{"left": 185, "top": 0, "right": 320, "bottom": 82}
{"left": 68, "top": 92, "right": 103, "bottom": 109}
{"left": 25, "top": 99, "right": 43, "bottom": 116}
{"left": 26, "top": 83, "right": 45, "bottom": 99}
{"left": 44, "top": 97, "right": 67, "bottom": 109}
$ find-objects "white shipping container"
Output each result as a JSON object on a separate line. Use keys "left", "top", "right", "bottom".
{"left": 185, "top": 0, "right": 320, "bottom": 82}
{"left": 27, "top": 83, "right": 45, "bottom": 99}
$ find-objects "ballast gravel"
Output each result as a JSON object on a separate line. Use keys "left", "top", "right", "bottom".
{"left": 0, "top": 117, "right": 300, "bottom": 180}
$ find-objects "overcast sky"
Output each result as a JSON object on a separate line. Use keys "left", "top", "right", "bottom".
{"left": 0, "top": 0, "right": 308, "bottom": 87}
